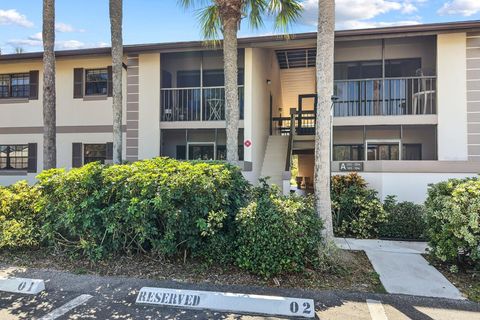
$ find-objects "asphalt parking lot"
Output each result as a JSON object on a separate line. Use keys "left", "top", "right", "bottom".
{"left": 1, "top": 265, "right": 480, "bottom": 320}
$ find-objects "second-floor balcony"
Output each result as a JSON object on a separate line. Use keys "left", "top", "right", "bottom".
{"left": 271, "top": 76, "right": 437, "bottom": 136}
{"left": 334, "top": 76, "right": 436, "bottom": 117}
{"left": 160, "top": 86, "right": 244, "bottom": 122}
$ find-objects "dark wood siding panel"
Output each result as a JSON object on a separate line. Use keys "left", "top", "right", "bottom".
{"left": 72, "top": 143, "right": 83, "bottom": 167}
{"left": 29, "top": 70, "right": 39, "bottom": 100}
{"left": 27, "top": 143, "right": 37, "bottom": 173}
{"left": 107, "top": 66, "right": 113, "bottom": 97}
{"left": 106, "top": 142, "right": 113, "bottom": 160}
{"left": 73, "top": 68, "right": 84, "bottom": 98}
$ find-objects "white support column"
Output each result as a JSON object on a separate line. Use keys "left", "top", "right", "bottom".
{"left": 437, "top": 33, "right": 468, "bottom": 160}
{"left": 138, "top": 53, "right": 161, "bottom": 159}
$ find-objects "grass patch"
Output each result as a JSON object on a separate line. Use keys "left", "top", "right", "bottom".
{"left": 0, "top": 249, "right": 384, "bottom": 293}
{"left": 425, "top": 255, "right": 480, "bottom": 302}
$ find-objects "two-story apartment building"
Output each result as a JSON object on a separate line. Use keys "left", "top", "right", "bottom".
{"left": 1, "top": 21, "right": 480, "bottom": 203}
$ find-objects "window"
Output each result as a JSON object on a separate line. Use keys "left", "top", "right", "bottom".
{"left": 176, "top": 144, "right": 244, "bottom": 161}
{"left": 0, "top": 145, "right": 29, "bottom": 170}
{"left": 334, "top": 58, "right": 421, "bottom": 80}
{"left": 0, "top": 73, "right": 30, "bottom": 98}
{"left": 216, "top": 145, "right": 244, "bottom": 161}
{"left": 188, "top": 144, "right": 215, "bottom": 160}
{"left": 333, "top": 145, "right": 364, "bottom": 161}
{"left": 367, "top": 143, "right": 400, "bottom": 160}
{"left": 84, "top": 144, "right": 107, "bottom": 164}
{"left": 85, "top": 69, "right": 108, "bottom": 96}
{"left": 402, "top": 144, "right": 422, "bottom": 160}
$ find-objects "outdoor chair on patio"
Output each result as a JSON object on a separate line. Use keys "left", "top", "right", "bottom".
{"left": 206, "top": 98, "right": 224, "bottom": 121}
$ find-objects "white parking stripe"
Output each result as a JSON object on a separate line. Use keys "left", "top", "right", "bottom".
{"left": 366, "top": 299, "right": 389, "bottom": 320}
{"left": 38, "top": 294, "right": 93, "bottom": 320}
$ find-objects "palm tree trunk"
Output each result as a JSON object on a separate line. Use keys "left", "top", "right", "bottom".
{"left": 42, "top": 0, "right": 56, "bottom": 170}
{"left": 110, "top": 0, "right": 123, "bottom": 164}
{"left": 223, "top": 20, "right": 239, "bottom": 163}
{"left": 315, "top": 0, "right": 335, "bottom": 239}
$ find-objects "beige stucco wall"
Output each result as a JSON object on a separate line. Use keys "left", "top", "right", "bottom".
{"left": 0, "top": 56, "right": 127, "bottom": 128}
{"left": 243, "top": 48, "right": 274, "bottom": 184}
{"left": 0, "top": 55, "right": 129, "bottom": 184}
{"left": 437, "top": 33, "right": 468, "bottom": 160}
{"left": 0, "top": 131, "right": 127, "bottom": 186}
{"left": 297, "top": 154, "right": 314, "bottom": 179}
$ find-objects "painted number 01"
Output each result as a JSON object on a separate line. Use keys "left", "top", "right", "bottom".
{"left": 17, "top": 281, "right": 34, "bottom": 292}
{"left": 290, "top": 301, "right": 312, "bottom": 314}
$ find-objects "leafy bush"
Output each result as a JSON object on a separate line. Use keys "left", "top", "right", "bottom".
{"left": 37, "top": 158, "right": 250, "bottom": 261}
{"left": 425, "top": 177, "right": 480, "bottom": 267}
{"left": 235, "top": 181, "right": 323, "bottom": 278}
{"left": 0, "top": 181, "right": 41, "bottom": 250}
{"left": 331, "top": 173, "right": 387, "bottom": 238}
{"left": 380, "top": 195, "right": 427, "bottom": 240}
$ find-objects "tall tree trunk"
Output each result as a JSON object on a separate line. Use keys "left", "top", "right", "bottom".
{"left": 223, "top": 20, "right": 239, "bottom": 163}
{"left": 315, "top": 0, "right": 335, "bottom": 239}
{"left": 42, "top": 0, "right": 56, "bottom": 170}
{"left": 110, "top": 0, "right": 123, "bottom": 164}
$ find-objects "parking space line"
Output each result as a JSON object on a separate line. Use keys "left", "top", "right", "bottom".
{"left": 366, "top": 299, "right": 389, "bottom": 320}
{"left": 38, "top": 294, "right": 93, "bottom": 320}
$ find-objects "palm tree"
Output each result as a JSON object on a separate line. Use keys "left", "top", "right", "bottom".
{"left": 179, "top": 0, "right": 303, "bottom": 163}
{"left": 43, "top": 0, "right": 56, "bottom": 169}
{"left": 314, "top": 0, "right": 335, "bottom": 239}
{"left": 110, "top": 0, "right": 123, "bottom": 164}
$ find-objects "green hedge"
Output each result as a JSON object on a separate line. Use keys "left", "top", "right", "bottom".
{"left": 0, "top": 158, "right": 326, "bottom": 278}
{"left": 0, "top": 181, "right": 41, "bottom": 250}
{"left": 235, "top": 181, "right": 323, "bottom": 278}
{"left": 37, "top": 158, "right": 250, "bottom": 261}
{"left": 425, "top": 177, "right": 480, "bottom": 267}
{"left": 331, "top": 173, "right": 387, "bottom": 238}
{"left": 380, "top": 195, "right": 427, "bottom": 240}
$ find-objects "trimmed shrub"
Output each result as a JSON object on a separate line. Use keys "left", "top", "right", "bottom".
{"left": 331, "top": 173, "right": 387, "bottom": 238}
{"left": 425, "top": 177, "right": 480, "bottom": 267}
{"left": 235, "top": 181, "right": 323, "bottom": 278}
{"left": 37, "top": 158, "right": 250, "bottom": 261}
{"left": 380, "top": 195, "right": 427, "bottom": 240}
{"left": 0, "top": 181, "right": 41, "bottom": 250}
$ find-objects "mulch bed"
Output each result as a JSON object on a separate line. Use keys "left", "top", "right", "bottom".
{"left": 425, "top": 255, "right": 480, "bottom": 302}
{"left": 0, "top": 249, "right": 384, "bottom": 293}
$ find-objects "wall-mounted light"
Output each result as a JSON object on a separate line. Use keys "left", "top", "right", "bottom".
{"left": 266, "top": 79, "right": 272, "bottom": 85}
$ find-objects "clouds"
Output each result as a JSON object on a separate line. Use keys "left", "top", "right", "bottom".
{"left": 0, "top": 9, "right": 34, "bottom": 27}
{"left": 1, "top": 8, "right": 91, "bottom": 53}
{"left": 301, "top": 0, "right": 424, "bottom": 29}
{"left": 6, "top": 33, "right": 105, "bottom": 51}
{"left": 438, "top": 0, "right": 480, "bottom": 16}
{"left": 56, "top": 22, "right": 85, "bottom": 33}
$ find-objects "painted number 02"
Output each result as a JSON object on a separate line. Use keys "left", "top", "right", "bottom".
{"left": 17, "top": 281, "right": 34, "bottom": 292}
{"left": 290, "top": 301, "right": 312, "bottom": 314}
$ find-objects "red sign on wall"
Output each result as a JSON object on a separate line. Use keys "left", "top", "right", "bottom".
{"left": 244, "top": 140, "right": 252, "bottom": 148}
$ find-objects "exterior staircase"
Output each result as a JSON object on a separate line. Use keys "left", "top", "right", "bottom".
{"left": 260, "top": 135, "right": 289, "bottom": 189}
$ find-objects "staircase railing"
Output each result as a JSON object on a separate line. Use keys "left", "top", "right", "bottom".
{"left": 285, "top": 109, "right": 296, "bottom": 172}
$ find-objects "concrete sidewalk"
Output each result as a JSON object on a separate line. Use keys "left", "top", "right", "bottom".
{"left": 335, "top": 238, "right": 464, "bottom": 300}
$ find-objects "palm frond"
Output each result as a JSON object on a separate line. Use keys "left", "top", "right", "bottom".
{"left": 244, "top": 0, "right": 267, "bottom": 30}
{"left": 197, "top": 4, "right": 222, "bottom": 40}
{"left": 268, "top": 0, "right": 303, "bottom": 33}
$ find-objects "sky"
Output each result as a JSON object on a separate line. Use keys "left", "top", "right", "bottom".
{"left": 0, "top": 0, "right": 480, "bottom": 54}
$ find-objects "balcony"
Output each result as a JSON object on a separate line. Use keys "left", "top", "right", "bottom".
{"left": 271, "top": 76, "right": 437, "bottom": 136}
{"left": 334, "top": 76, "right": 436, "bottom": 117}
{"left": 160, "top": 86, "right": 244, "bottom": 122}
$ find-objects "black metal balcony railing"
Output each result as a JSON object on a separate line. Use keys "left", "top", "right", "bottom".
{"left": 271, "top": 110, "right": 316, "bottom": 136}
{"left": 271, "top": 76, "right": 437, "bottom": 135}
{"left": 334, "top": 76, "right": 436, "bottom": 117}
{"left": 160, "top": 86, "right": 244, "bottom": 122}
